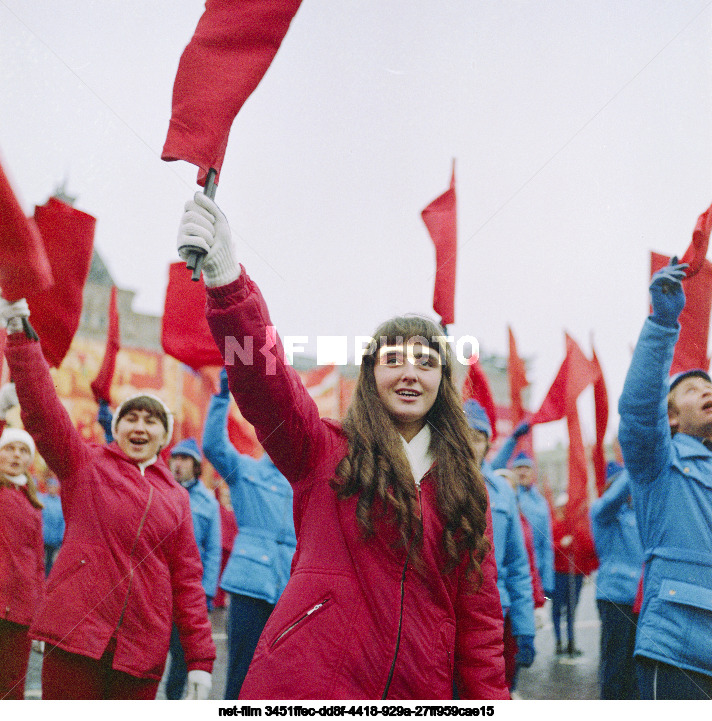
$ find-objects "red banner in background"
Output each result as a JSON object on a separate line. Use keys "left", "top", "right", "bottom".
{"left": 591, "top": 345, "right": 608, "bottom": 497}
{"left": 681, "top": 200, "right": 712, "bottom": 278}
{"left": 462, "top": 357, "right": 498, "bottom": 442}
{"left": 508, "top": 325, "right": 529, "bottom": 426}
{"left": 90, "top": 286, "right": 120, "bottom": 404}
{"left": 651, "top": 251, "right": 712, "bottom": 373}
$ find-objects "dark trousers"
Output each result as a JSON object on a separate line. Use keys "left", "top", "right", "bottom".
{"left": 225, "top": 593, "right": 274, "bottom": 699}
{"left": 636, "top": 656, "right": 712, "bottom": 700}
{"left": 596, "top": 599, "right": 639, "bottom": 699}
{"left": 41, "top": 640, "right": 159, "bottom": 699}
{"left": 44, "top": 543, "right": 60, "bottom": 576}
{"left": 552, "top": 571, "right": 583, "bottom": 645}
{"left": 0, "top": 619, "right": 32, "bottom": 700}
{"left": 165, "top": 624, "right": 188, "bottom": 699}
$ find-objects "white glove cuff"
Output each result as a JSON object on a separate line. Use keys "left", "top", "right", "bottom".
{"left": 187, "top": 669, "right": 212, "bottom": 690}
{"left": 203, "top": 242, "right": 241, "bottom": 288}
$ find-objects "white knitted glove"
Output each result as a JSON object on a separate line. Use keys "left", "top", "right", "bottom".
{"left": 0, "top": 296, "right": 30, "bottom": 334}
{"left": 177, "top": 192, "right": 241, "bottom": 288}
{"left": 185, "top": 669, "right": 212, "bottom": 700}
{"left": 0, "top": 382, "right": 19, "bottom": 421}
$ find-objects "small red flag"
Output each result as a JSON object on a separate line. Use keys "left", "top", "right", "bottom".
{"left": 507, "top": 326, "right": 529, "bottom": 426}
{"left": 162, "top": 261, "right": 223, "bottom": 369}
{"left": 531, "top": 333, "right": 597, "bottom": 425}
{"left": 26, "top": 197, "right": 95, "bottom": 368}
{"left": 462, "top": 357, "right": 498, "bottom": 442}
{"left": 590, "top": 345, "right": 608, "bottom": 497}
{"left": 651, "top": 251, "right": 712, "bottom": 373}
{"left": 90, "top": 286, "right": 120, "bottom": 404}
{"left": 680, "top": 201, "right": 712, "bottom": 278}
{"left": 0, "top": 156, "right": 54, "bottom": 302}
{"left": 421, "top": 162, "right": 457, "bottom": 326}
{"left": 162, "top": 0, "right": 303, "bottom": 186}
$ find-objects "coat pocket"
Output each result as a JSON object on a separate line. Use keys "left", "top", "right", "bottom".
{"left": 658, "top": 578, "right": 712, "bottom": 612}
{"left": 271, "top": 597, "right": 330, "bottom": 649}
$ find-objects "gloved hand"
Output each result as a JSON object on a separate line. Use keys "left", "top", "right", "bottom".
{"left": 515, "top": 635, "right": 535, "bottom": 668}
{"left": 206, "top": 594, "right": 214, "bottom": 613}
{"left": 649, "top": 257, "right": 687, "bottom": 328}
{"left": 512, "top": 421, "right": 530, "bottom": 439}
{"left": 185, "top": 669, "right": 212, "bottom": 700}
{"left": 0, "top": 382, "right": 18, "bottom": 421}
{"left": 97, "top": 399, "right": 114, "bottom": 443}
{"left": 0, "top": 297, "right": 30, "bottom": 331}
{"left": 177, "top": 192, "right": 241, "bottom": 288}
{"left": 218, "top": 367, "right": 230, "bottom": 399}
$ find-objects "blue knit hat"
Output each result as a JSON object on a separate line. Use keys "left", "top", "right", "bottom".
{"left": 463, "top": 399, "right": 492, "bottom": 438}
{"left": 668, "top": 369, "right": 711, "bottom": 393}
{"left": 511, "top": 451, "right": 533, "bottom": 469}
{"left": 170, "top": 438, "right": 202, "bottom": 463}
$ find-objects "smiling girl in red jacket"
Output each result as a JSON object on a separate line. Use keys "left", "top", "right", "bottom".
{"left": 0, "top": 298, "right": 216, "bottom": 700}
{"left": 0, "top": 428, "right": 44, "bottom": 700}
{"left": 175, "top": 193, "right": 508, "bottom": 701}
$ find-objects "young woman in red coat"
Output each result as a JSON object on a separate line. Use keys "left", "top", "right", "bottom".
{"left": 176, "top": 193, "right": 508, "bottom": 701}
{"left": 0, "top": 299, "right": 216, "bottom": 700}
{"left": 0, "top": 427, "right": 44, "bottom": 700}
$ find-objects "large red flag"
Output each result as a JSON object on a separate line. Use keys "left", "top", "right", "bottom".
{"left": 590, "top": 345, "right": 608, "bottom": 497}
{"left": 462, "top": 357, "right": 498, "bottom": 442}
{"left": 162, "top": 0, "right": 303, "bottom": 186}
{"left": 162, "top": 261, "right": 223, "bottom": 369}
{"left": 530, "top": 333, "right": 597, "bottom": 425}
{"left": 26, "top": 198, "right": 95, "bottom": 368}
{"left": 508, "top": 325, "right": 529, "bottom": 425}
{"left": 90, "top": 286, "right": 120, "bottom": 404}
{"left": 0, "top": 156, "right": 54, "bottom": 302}
{"left": 680, "top": 200, "right": 712, "bottom": 279}
{"left": 421, "top": 162, "right": 457, "bottom": 326}
{"left": 651, "top": 251, "right": 712, "bottom": 373}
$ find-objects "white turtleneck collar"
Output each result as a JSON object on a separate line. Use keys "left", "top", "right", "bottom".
{"left": 400, "top": 424, "right": 433, "bottom": 487}
{"left": 5, "top": 473, "right": 28, "bottom": 487}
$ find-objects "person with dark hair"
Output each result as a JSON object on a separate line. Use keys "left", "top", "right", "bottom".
{"left": 0, "top": 297, "right": 216, "bottom": 700}
{"left": 176, "top": 193, "right": 507, "bottom": 700}
{"left": 618, "top": 259, "right": 712, "bottom": 698}
{"left": 165, "top": 438, "right": 221, "bottom": 699}
{"left": 203, "top": 368, "right": 296, "bottom": 699}
{"left": 0, "top": 427, "right": 44, "bottom": 700}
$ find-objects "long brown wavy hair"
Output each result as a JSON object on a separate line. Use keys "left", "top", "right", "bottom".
{"left": 334, "top": 316, "right": 490, "bottom": 586}
{"left": 0, "top": 473, "right": 44, "bottom": 509}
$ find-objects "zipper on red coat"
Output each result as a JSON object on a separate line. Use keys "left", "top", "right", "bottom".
{"left": 272, "top": 599, "right": 330, "bottom": 647}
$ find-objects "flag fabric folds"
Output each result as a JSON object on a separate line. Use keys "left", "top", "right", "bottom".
{"left": 26, "top": 198, "right": 95, "bottom": 368}
{"left": 651, "top": 251, "right": 712, "bottom": 373}
{"left": 590, "top": 345, "right": 608, "bottom": 497}
{"left": 421, "top": 162, "right": 457, "bottom": 327}
{"left": 162, "top": 261, "right": 224, "bottom": 369}
{"left": 162, "top": 0, "right": 303, "bottom": 186}
{"left": 680, "top": 200, "right": 712, "bottom": 278}
{"left": 507, "top": 326, "right": 529, "bottom": 426}
{"left": 0, "top": 157, "right": 54, "bottom": 302}
{"left": 462, "top": 357, "right": 498, "bottom": 442}
{"left": 90, "top": 286, "right": 120, "bottom": 404}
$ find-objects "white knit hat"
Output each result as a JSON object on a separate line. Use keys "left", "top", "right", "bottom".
{"left": 0, "top": 427, "right": 36, "bottom": 458}
{"left": 111, "top": 392, "right": 174, "bottom": 445}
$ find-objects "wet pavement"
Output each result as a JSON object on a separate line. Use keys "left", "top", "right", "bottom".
{"left": 24, "top": 579, "right": 604, "bottom": 701}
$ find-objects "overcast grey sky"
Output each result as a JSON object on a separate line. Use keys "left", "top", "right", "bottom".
{"left": 1, "top": 1, "right": 711, "bottom": 452}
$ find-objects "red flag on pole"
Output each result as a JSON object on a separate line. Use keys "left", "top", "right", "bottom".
{"left": 0, "top": 156, "right": 54, "bottom": 302}
{"left": 462, "top": 357, "right": 498, "bottom": 442}
{"left": 651, "top": 251, "right": 712, "bottom": 373}
{"left": 590, "top": 345, "right": 608, "bottom": 497}
{"left": 26, "top": 197, "right": 95, "bottom": 368}
{"left": 421, "top": 161, "right": 457, "bottom": 327}
{"left": 507, "top": 325, "right": 529, "bottom": 426}
{"left": 90, "top": 286, "right": 120, "bottom": 404}
{"left": 680, "top": 200, "right": 712, "bottom": 279}
{"left": 162, "top": 0, "right": 303, "bottom": 186}
{"left": 162, "top": 261, "right": 223, "bottom": 369}
{"left": 530, "top": 333, "right": 598, "bottom": 426}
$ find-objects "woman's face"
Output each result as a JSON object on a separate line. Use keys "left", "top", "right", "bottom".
{"left": 0, "top": 441, "right": 33, "bottom": 476}
{"left": 115, "top": 408, "right": 167, "bottom": 463}
{"left": 373, "top": 340, "right": 442, "bottom": 442}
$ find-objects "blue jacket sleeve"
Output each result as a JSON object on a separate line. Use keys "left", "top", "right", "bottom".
{"left": 502, "top": 494, "right": 536, "bottom": 637}
{"left": 202, "top": 393, "right": 244, "bottom": 487}
{"left": 490, "top": 433, "right": 518, "bottom": 471}
{"left": 590, "top": 470, "right": 631, "bottom": 527}
{"left": 202, "top": 496, "right": 222, "bottom": 598}
{"left": 617, "top": 318, "right": 678, "bottom": 484}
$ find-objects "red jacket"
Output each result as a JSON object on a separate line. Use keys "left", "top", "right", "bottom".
{"left": 206, "top": 272, "right": 507, "bottom": 700}
{"left": 6, "top": 335, "right": 215, "bottom": 680}
{"left": 0, "top": 482, "right": 44, "bottom": 626}
{"left": 519, "top": 512, "right": 546, "bottom": 608}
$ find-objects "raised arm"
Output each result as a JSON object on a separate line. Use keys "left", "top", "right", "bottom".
{"left": 618, "top": 261, "right": 686, "bottom": 483}
{"left": 490, "top": 421, "right": 530, "bottom": 471}
{"left": 590, "top": 468, "right": 631, "bottom": 527}
{"left": 179, "top": 193, "right": 332, "bottom": 483}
